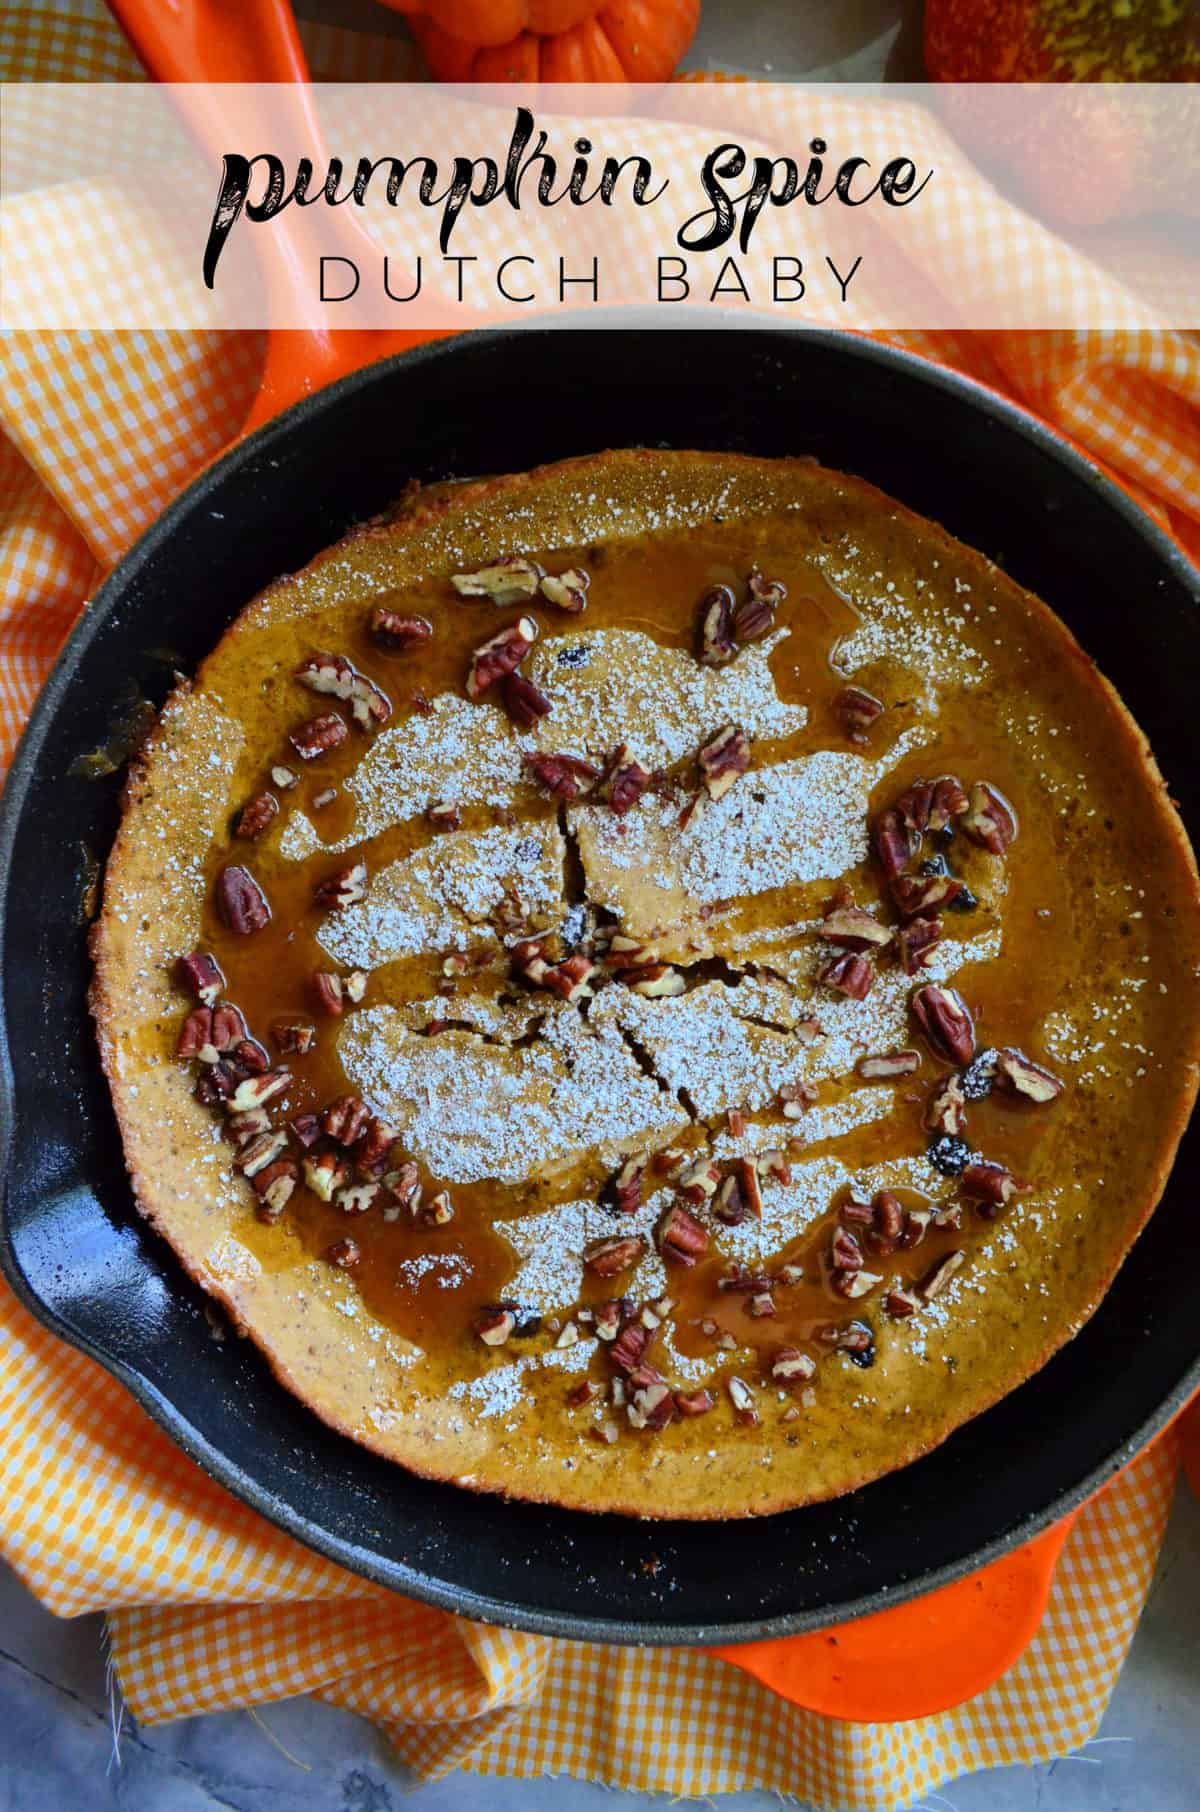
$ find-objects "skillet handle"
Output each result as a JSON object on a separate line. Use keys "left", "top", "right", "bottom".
{"left": 106, "top": 0, "right": 449, "bottom": 430}
{"left": 708, "top": 1513, "right": 1076, "bottom": 1721}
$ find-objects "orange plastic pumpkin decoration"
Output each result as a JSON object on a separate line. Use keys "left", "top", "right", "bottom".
{"left": 381, "top": 0, "right": 700, "bottom": 84}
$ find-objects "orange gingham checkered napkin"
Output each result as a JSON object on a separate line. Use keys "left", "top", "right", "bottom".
{"left": 3, "top": 8, "right": 1200, "bottom": 1809}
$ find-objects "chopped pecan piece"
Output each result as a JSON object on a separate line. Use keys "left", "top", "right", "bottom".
{"left": 774, "top": 1260, "right": 805, "bottom": 1285}
{"left": 895, "top": 780, "right": 934, "bottom": 835}
{"left": 175, "top": 950, "right": 226, "bottom": 1006}
{"left": 592, "top": 1300, "right": 624, "bottom": 1342}
{"left": 831, "top": 1227, "right": 864, "bottom": 1272}
{"left": 627, "top": 963, "right": 686, "bottom": 998}
{"left": 452, "top": 557, "right": 543, "bottom": 605}
{"left": 418, "top": 1190, "right": 455, "bottom": 1227}
{"left": 928, "top": 774, "right": 969, "bottom": 830}
{"left": 273, "top": 1019, "right": 316, "bottom": 1056}
{"left": 336, "top": 1181, "right": 381, "bottom": 1216}
{"left": 833, "top": 685, "right": 884, "bottom": 742}
{"left": 891, "top": 872, "right": 964, "bottom": 918}
{"left": 346, "top": 972, "right": 368, "bottom": 1003}
{"left": 176, "top": 1007, "right": 218, "bottom": 1061}
{"left": 871, "top": 807, "right": 918, "bottom": 878}
{"left": 772, "top": 1347, "right": 816, "bottom": 1383}
{"left": 583, "top": 1234, "right": 647, "bottom": 1279}
{"left": 369, "top": 608, "right": 432, "bottom": 653}
{"left": 873, "top": 1190, "right": 905, "bottom": 1244}
{"left": 475, "top": 1306, "right": 516, "bottom": 1346}
{"left": 899, "top": 1207, "right": 931, "bottom": 1249}
{"left": 856, "top": 1049, "right": 921, "bottom": 1081}
{"left": 727, "top": 1376, "right": 759, "bottom": 1425}
{"left": 746, "top": 1291, "right": 776, "bottom": 1317}
{"left": 920, "top": 1249, "right": 966, "bottom": 1299}
{"left": 321, "top": 1094, "right": 370, "bottom": 1146}
{"left": 674, "top": 1388, "right": 716, "bottom": 1417}
{"left": 382, "top": 1161, "right": 421, "bottom": 1215}
{"left": 718, "top": 1266, "right": 774, "bottom": 1294}
{"left": 226, "top": 1106, "right": 270, "bottom": 1147}
{"left": 835, "top": 1268, "right": 882, "bottom": 1299}
{"left": 961, "top": 1159, "right": 1027, "bottom": 1213}
{"left": 540, "top": 567, "right": 590, "bottom": 613}
{"left": 628, "top": 1378, "right": 675, "bottom": 1431}
{"left": 271, "top": 764, "right": 298, "bottom": 791}
{"left": 289, "top": 712, "right": 348, "bottom": 760}
{"left": 821, "top": 904, "right": 892, "bottom": 951}
{"left": 303, "top": 1150, "right": 350, "bottom": 1202}
{"left": 286, "top": 1111, "right": 322, "bottom": 1150}
{"left": 313, "top": 861, "right": 367, "bottom": 912}
{"left": 756, "top": 1148, "right": 792, "bottom": 1186}
{"left": 607, "top": 1155, "right": 645, "bottom": 1216}
{"left": 911, "top": 983, "right": 976, "bottom": 1064}
{"left": 732, "top": 569, "right": 786, "bottom": 643}
{"left": 427, "top": 802, "right": 462, "bottom": 832}
{"left": 610, "top": 1320, "right": 653, "bottom": 1374}
{"left": 714, "top": 1158, "right": 763, "bottom": 1225}
{"left": 960, "top": 781, "right": 1017, "bottom": 855}
{"left": 542, "top": 953, "right": 597, "bottom": 1004}
{"left": 926, "top": 1073, "right": 968, "bottom": 1137}
{"left": 500, "top": 671, "right": 552, "bottom": 728}
{"left": 656, "top": 1202, "right": 710, "bottom": 1266}
{"left": 819, "top": 952, "right": 873, "bottom": 999}
{"left": 296, "top": 652, "right": 391, "bottom": 729}
{"left": 698, "top": 724, "right": 751, "bottom": 800}
{"left": 697, "top": 584, "right": 736, "bottom": 666}
{"left": 993, "top": 1046, "right": 1065, "bottom": 1104}
{"left": 522, "top": 750, "right": 600, "bottom": 801}
{"left": 566, "top": 1377, "right": 599, "bottom": 1405}
{"left": 896, "top": 916, "right": 944, "bottom": 974}
{"left": 605, "top": 749, "right": 651, "bottom": 816}
{"left": 216, "top": 865, "right": 270, "bottom": 935}
{"left": 818, "top": 1322, "right": 875, "bottom": 1363}
{"left": 839, "top": 1197, "right": 875, "bottom": 1226}
{"left": 675, "top": 1155, "right": 720, "bottom": 1205}
{"left": 313, "top": 788, "right": 338, "bottom": 811}
{"left": 311, "top": 972, "right": 344, "bottom": 1017}
{"left": 778, "top": 1076, "right": 819, "bottom": 1120}
{"left": 252, "top": 1158, "right": 299, "bottom": 1221}
{"left": 226, "top": 1069, "right": 290, "bottom": 1113}
{"left": 233, "top": 1129, "right": 289, "bottom": 1178}
{"left": 466, "top": 617, "right": 538, "bottom": 701}
{"left": 886, "top": 1287, "right": 919, "bottom": 1318}
{"left": 356, "top": 1115, "right": 398, "bottom": 1178}
{"left": 234, "top": 791, "right": 279, "bottom": 841}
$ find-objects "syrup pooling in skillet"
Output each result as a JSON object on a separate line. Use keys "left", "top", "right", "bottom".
{"left": 182, "top": 516, "right": 1078, "bottom": 1424}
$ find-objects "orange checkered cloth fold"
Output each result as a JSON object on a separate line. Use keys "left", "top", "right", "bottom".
{"left": 2, "top": 7, "right": 1200, "bottom": 1810}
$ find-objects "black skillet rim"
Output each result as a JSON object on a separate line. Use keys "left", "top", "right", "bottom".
{"left": 1, "top": 326, "right": 1198, "bottom": 1645}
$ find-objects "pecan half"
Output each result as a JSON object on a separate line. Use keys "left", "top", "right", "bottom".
{"left": 920, "top": 1249, "right": 966, "bottom": 1299}
{"left": 583, "top": 1234, "right": 647, "bottom": 1279}
{"left": 856, "top": 1049, "right": 921, "bottom": 1081}
{"left": 235, "top": 792, "right": 279, "bottom": 840}
{"left": 733, "top": 569, "right": 784, "bottom": 643}
{"left": 313, "top": 861, "right": 367, "bottom": 912}
{"left": 216, "top": 865, "right": 270, "bottom": 935}
{"left": 698, "top": 724, "right": 751, "bottom": 800}
{"left": 452, "top": 557, "right": 543, "bottom": 605}
{"left": 821, "top": 904, "right": 892, "bottom": 951}
{"left": 610, "top": 1320, "right": 653, "bottom": 1374}
{"left": 714, "top": 1157, "right": 763, "bottom": 1226}
{"left": 891, "top": 872, "right": 965, "bottom": 918}
{"left": 831, "top": 1227, "right": 865, "bottom": 1272}
{"left": 926, "top": 1073, "right": 967, "bottom": 1136}
{"left": 369, "top": 608, "right": 432, "bottom": 653}
{"left": 993, "top": 1046, "right": 1065, "bottom": 1104}
{"left": 833, "top": 685, "right": 884, "bottom": 742}
{"left": 321, "top": 1094, "right": 370, "bottom": 1146}
{"left": 311, "top": 972, "right": 344, "bottom": 1017}
{"left": 697, "top": 584, "right": 736, "bottom": 665}
{"left": 961, "top": 1159, "right": 1027, "bottom": 1212}
{"left": 467, "top": 617, "right": 538, "bottom": 701}
{"left": 657, "top": 1202, "right": 710, "bottom": 1266}
{"left": 871, "top": 807, "right": 919, "bottom": 878}
{"left": 607, "top": 1155, "right": 645, "bottom": 1216}
{"left": 500, "top": 671, "right": 552, "bottom": 729}
{"left": 911, "top": 984, "right": 976, "bottom": 1064}
{"left": 896, "top": 916, "right": 944, "bottom": 975}
{"left": 819, "top": 952, "right": 873, "bottom": 999}
{"left": 960, "top": 781, "right": 1017, "bottom": 855}
{"left": 175, "top": 950, "right": 226, "bottom": 1005}
{"left": 522, "top": 750, "right": 600, "bottom": 801}
{"left": 873, "top": 1189, "right": 905, "bottom": 1244}
{"left": 540, "top": 567, "right": 590, "bottom": 613}
{"left": 290, "top": 712, "right": 348, "bottom": 762}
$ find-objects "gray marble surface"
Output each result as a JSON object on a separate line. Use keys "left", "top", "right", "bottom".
{"left": 2, "top": 1483, "right": 1199, "bottom": 1811}
{"left": 5, "top": 1, "right": 1198, "bottom": 1808}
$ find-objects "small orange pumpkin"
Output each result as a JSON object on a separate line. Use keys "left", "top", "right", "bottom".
{"left": 381, "top": 0, "right": 700, "bottom": 84}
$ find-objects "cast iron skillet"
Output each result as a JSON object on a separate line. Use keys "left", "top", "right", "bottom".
{"left": 2, "top": 328, "right": 1198, "bottom": 1644}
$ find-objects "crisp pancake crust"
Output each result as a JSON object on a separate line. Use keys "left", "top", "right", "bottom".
{"left": 91, "top": 451, "right": 1200, "bottom": 1517}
